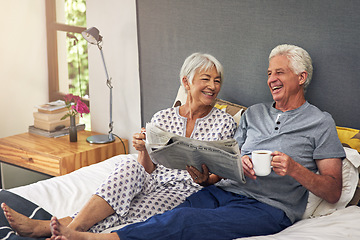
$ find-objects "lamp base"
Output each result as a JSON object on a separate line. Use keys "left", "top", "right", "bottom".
{"left": 86, "top": 134, "right": 115, "bottom": 144}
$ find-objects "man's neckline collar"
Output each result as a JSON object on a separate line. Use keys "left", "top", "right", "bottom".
{"left": 271, "top": 101, "right": 309, "bottom": 114}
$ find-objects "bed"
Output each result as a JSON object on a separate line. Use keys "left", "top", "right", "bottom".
{"left": 1, "top": 96, "right": 360, "bottom": 240}
{"left": 1, "top": 147, "right": 360, "bottom": 240}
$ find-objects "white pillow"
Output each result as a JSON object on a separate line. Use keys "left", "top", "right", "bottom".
{"left": 302, "top": 147, "right": 360, "bottom": 219}
{"left": 173, "top": 85, "right": 187, "bottom": 107}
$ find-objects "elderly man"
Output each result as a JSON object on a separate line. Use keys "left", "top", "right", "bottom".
{"left": 49, "top": 44, "right": 346, "bottom": 240}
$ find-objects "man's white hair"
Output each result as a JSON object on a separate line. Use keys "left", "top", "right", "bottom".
{"left": 269, "top": 44, "right": 313, "bottom": 90}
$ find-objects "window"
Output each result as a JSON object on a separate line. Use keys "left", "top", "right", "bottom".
{"left": 45, "top": 0, "right": 90, "bottom": 127}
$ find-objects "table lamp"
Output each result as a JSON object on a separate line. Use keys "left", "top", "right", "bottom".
{"left": 82, "top": 27, "right": 115, "bottom": 144}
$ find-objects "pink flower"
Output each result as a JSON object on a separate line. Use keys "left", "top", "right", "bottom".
{"left": 73, "top": 95, "right": 81, "bottom": 103}
{"left": 75, "top": 100, "right": 90, "bottom": 117}
{"left": 61, "top": 94, "right": 90, "bottom": 120}
{"left": 64, "top": 94, "right": 74, "bottom": 103}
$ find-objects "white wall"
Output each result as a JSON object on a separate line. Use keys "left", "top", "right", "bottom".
{"left": 0, "top": 0, "right": 140, "bottom": 188}
{"left": 0, "top": 0, "right": 50, "bottom": 188}
{"left": 0, "top": 0, "right": 141, "bottom": 153}
{"left": 86, "top": 0, "right": 141, "bottom": 153}
{"left": 0, "top": 0, "right": 48, "bottom": 138}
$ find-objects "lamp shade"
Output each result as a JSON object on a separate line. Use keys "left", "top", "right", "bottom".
{"left": 82, "top": 27, "right": 102, "bottom": 45}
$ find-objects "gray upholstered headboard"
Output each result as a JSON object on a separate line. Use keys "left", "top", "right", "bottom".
{"left": 136, "top": 0, "right": 360, "bottom": 130}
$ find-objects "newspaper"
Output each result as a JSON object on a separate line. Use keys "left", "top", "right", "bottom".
{"left": 145, "top": 122, "right": 245, "bottom": 183}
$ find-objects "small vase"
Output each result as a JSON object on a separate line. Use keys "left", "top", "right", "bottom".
{"left": 69, "top": 115, "right": 77, "bottom": 142}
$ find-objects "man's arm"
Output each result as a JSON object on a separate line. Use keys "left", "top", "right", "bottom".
{"left": 272, "top": 151, "right": 343, "bottom": 204}
{"left": 242, "top": 152, "right": 343, "bottom": 203}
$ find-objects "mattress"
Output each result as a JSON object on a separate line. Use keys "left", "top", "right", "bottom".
{"left": 5, "top": 152, "right": 360, "bottom": 239}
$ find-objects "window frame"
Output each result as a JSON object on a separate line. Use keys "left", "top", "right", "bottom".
{"left": 45, "top": 0, "right": 87, "bottom": 102}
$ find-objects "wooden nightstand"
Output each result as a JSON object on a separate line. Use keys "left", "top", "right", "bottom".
{"left": 0, "top": 131, "right": 128, "bottom": 177}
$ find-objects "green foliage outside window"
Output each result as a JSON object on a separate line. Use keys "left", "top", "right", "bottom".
{"left": 66, "top": 0, "right": 88, "bottom": 98}
{"left": 65, "top": 0, "right": 91, "bottom": 129}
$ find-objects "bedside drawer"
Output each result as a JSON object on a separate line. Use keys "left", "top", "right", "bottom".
{"left": 0, "top": 131, "right": 128, "bottom": 177}
{"left": 0, "top": 143, "right": 61, "bottom": 176}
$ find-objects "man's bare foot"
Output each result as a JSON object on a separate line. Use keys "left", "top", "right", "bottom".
{"left": 1, "top": 202, "right": 51, "bottom": 237}
{"left": 50, "top": 216, "right": 120, "bottom": 240}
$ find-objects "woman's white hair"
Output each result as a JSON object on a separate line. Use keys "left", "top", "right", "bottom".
{"left": 269, "top": 44, "right": 313, "bottom": 90}
{"left": 179, "top": 53, "right": 223, "bottom": 86}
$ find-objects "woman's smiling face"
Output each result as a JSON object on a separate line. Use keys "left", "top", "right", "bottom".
{"left": 186, "top": 66, "right": 222, "bottom": 106}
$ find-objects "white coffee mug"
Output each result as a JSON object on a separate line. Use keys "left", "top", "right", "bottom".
{"left": 251, "top": 150, "right": 273, "bottom": 176}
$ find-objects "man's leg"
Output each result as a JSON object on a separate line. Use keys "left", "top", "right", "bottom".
{"left": 114, "top": 186, "right": 292, "bottom": 240}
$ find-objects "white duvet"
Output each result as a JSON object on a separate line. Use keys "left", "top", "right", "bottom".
{"left": 8, "top": 153, "right": 360, "bottom": 240}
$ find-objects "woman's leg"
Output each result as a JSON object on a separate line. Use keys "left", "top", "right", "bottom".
{"left": 87, "top": 163, "right": 202, "bottom": 232}
{"left": 2, "top": 189, "right": 124, "bottom": 237}
{"left": 1, "top": 202, "right": 72, "bottom": 238}
{"left": 62, "top": 155, "right": 155, "bottom": 234}
{"left": 50, "top": 216, "right": 120, "bottom": 240}
{"left": 1, "top": 155, "right": 149, "bottom": 236}
{"left": 116, "top": 181, "right": 200, "bottom": 225}
{"left": 66, "top": 195, "right": 116, "bottom": 232}
{"left": 2, "top": 192, "right": 121, "bottom": 237}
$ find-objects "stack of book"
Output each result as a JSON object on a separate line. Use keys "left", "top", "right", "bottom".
{"left": 29, "top": 100, "right": 85, "bottom": 138}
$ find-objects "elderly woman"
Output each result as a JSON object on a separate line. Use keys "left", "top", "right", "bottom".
{"left": 2, "top": 52, "right": 237, "bottom": 238}
{"left": 47, "top": 44, "right": 345, "bottom": 240}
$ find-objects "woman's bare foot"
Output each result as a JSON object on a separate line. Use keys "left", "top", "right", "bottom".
{"left": 1, "top": 202, "right": 51, "bottom": 237}
{"left": 50, "top": 216, "right": 120, "bottom": 240}
{"left": 50, "top": 216, "right": 70, "bottom": 240}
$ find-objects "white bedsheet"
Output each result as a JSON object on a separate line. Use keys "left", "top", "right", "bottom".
{"left": 9, "top": 154, "right": 127, "bottom": 218}
{"left": 8, "top": 153, "right": 360, "bottom": 239}
{"left": 240, "top": 206, "right": 360, "bottom": 240}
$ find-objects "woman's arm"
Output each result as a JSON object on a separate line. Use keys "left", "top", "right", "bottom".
{"left": 132, "top": 129, "right": 156, "bottom": 173}
{"left": 137, "top": 150, "right": 156, "bottom": 173}
{"left": 186, "top": 164, "right": 222, "bottom": 186}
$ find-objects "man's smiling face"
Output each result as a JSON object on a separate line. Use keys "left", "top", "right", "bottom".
{"left": 267, "top": 55, "right": 305, "bottom": 107}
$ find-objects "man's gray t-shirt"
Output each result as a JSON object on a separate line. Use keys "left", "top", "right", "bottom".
{"left": 216, "top": 101, "right": 345, "bottom": 223}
